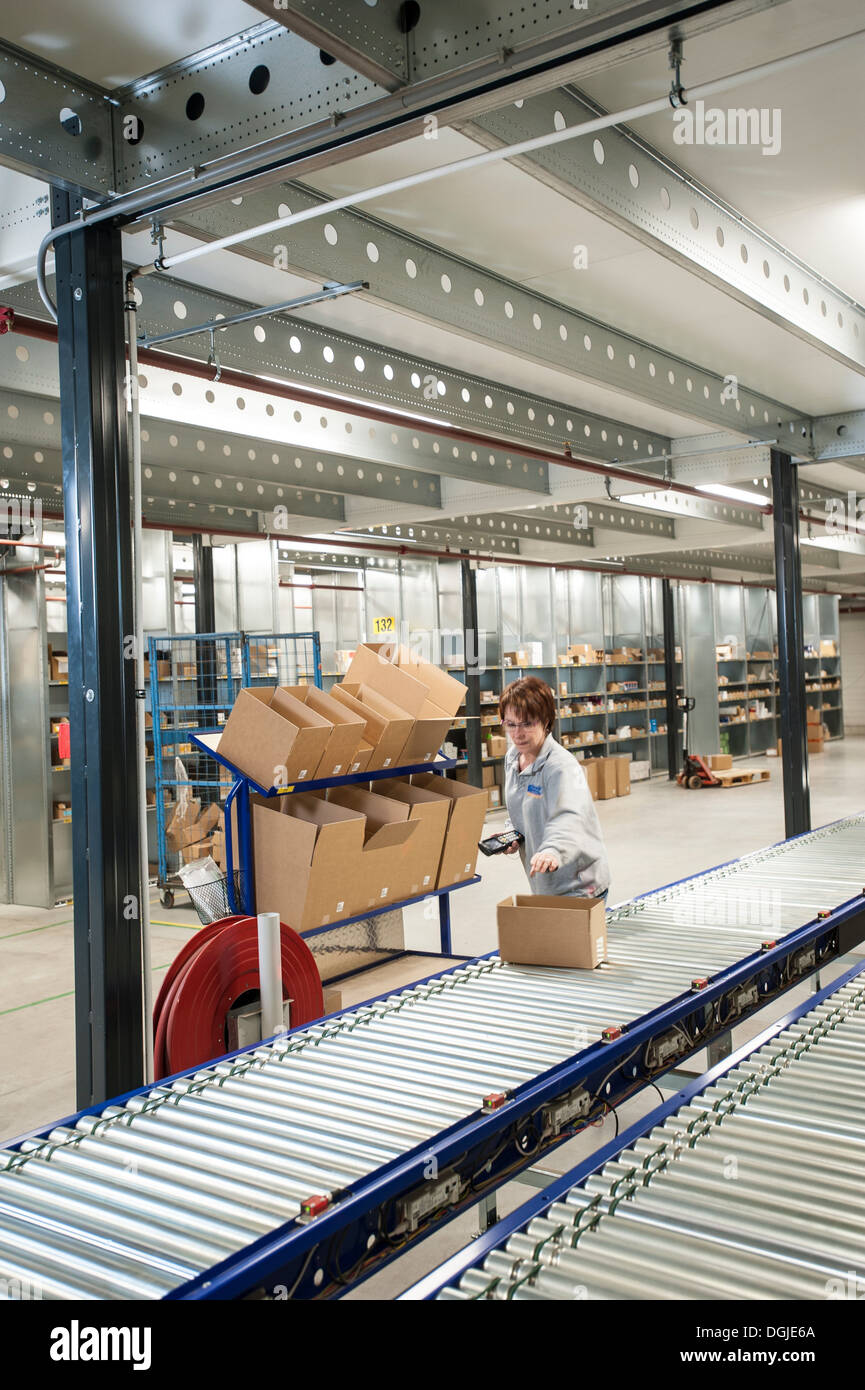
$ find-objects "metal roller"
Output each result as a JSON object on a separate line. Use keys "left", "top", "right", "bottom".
{"left": 434, "top": 970, "right": 865, "bottom": 1300}
{"left": 1, "top": 815, "right": 864, "bottom": 1300}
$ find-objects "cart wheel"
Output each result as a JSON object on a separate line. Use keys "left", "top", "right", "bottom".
{"left": 687, "top": 774, "right": 703, "bottom": 790}
{"left": 160, "top": 889, "right": 175, "bottom": 909}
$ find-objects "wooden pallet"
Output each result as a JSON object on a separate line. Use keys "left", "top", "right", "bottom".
{"left": 714, "top": 768, "right": 771, "bottom": 787}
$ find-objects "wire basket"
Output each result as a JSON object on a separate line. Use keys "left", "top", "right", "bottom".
{"left": 185, "top": 870, "right": 248, "bottom": 926}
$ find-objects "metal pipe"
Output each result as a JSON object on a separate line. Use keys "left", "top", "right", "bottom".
{"left": 257, "top": 912, "right": 284, "bottom": 1041}
{"left": 124, "top": 281, "right": 154, "bottom": 1084}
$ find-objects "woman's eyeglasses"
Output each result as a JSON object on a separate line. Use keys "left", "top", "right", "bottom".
{"left": 503, "top": 719, "right": 540, "bottom": 732}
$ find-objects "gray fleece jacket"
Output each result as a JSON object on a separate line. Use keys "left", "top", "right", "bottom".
{"left": 504, "top": 734, "right": 610, "bottom": 898}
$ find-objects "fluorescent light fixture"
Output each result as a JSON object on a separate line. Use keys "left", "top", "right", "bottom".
{"left": 698, "top": 483, "right": 769, "bottom": 506}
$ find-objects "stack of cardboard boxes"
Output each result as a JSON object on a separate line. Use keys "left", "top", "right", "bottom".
{"left": 576, "top": 754, "right": 631, "bottom": 801}
{"left": 166, "top": 798, "right": 222, "bottom": 863}
{"left": 807, "top": 707, "right": 827, "bottom": 754}
{"left": 206, "top": 645, "right": 482, "bottom": 929}
{"left": 212, "top": 643, "right": 466, "bottom": 790}
{"left": 253, "top": 774, "right": 487, "bottom": 931}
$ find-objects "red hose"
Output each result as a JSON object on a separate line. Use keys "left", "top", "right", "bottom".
{"left": 153, "top": 916, "right": 324, "bottom": 1079}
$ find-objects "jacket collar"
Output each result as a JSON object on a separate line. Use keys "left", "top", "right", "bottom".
{"left": 507, "top": 732, "right": 556, "bottom": 775}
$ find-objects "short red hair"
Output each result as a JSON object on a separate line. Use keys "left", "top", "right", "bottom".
{"left": 499, "top": 676, "right": 556, "bottom": 734}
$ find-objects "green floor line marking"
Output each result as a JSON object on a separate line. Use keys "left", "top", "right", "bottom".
{"left": 0, "top": 965, "right": 174, "bottom": 1017}
{"left": 0, "top": 917, "right": 74, "bottom": 942}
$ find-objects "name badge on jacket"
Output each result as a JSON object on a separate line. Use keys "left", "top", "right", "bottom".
{"left": 527, "top": 783, "right": 543, "bottom": 797}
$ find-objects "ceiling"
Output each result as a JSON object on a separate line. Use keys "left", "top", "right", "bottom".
{"left": 1, "top": 0, "right": 865, "bottom": 594}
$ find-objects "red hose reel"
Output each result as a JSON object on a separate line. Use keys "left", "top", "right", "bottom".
{"left": 153, "top": 915, "right": 324, "bottom": 1080}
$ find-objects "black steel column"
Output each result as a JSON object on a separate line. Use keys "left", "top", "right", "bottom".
{"left": 53, "top": 192, "right": 144, "bottom": 1106}
{"left": 661, "top": 578, "right": 679, "bottom": 780}
{"left": 771, "top": 447, "right": 811, "bottom": 837}
{"left": 460, "top": 555, "right": 483, "bottom": 788}
{"left": 192, "top": 533, "right": 216, "bottom": 634}
{"left": 193, "top": 534, "right": 219, "bottom": 797}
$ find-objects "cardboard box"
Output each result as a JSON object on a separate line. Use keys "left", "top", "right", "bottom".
{"left": 216, "top": 687, "right": 333, "bottom": 788}
{"left": 48, "top": 646, "right": 69, "bottom": 682}
{"left": 166, "top": 799, "right": 219, "bottom": 852}
{"left": 412, "top": 772, "right": 487, "bottom": 888}
{"left": 373, "top": 778, "right": 452, "bottom": 898}
{"left": 612, "top": 754, "right": 631, "bottom": 796}
{"left": 280, "top": 684, "right": 367, "bottom": 778}
{"left": 487, "top": 734, "right": 507, "bottom": 758}
{"left": 322, "top": 986, "right": 343, "bottom": 1015}
{"left": 820, "top": 639, "right": 837, "bottom": 657}
{"left": 342, "top": 643, "right": 465, "bottom": 765}
{"left": 630, "top": 760, "right": 651, "bottom": 782}
{"left": 806, "top": 707, "right": 821, "bottom": 726}
{"left": 330, "top": 682, "right": 413, "bottom": 772}
{"left": 253, "top": 792, "right": 417, "bottom": 930}
{"left": 183, "top": 836, "right": 216, "bottom": 862}
{"left": 327, "top": 783, "right": 445, "bottom": 902}
{"left": 577, "top": 757, "right": 599, "bottom": 801}
{"left": 497, "top": 894, "right": 607, "bottom": 969}
{"left": 596, "top": 757, "right": 619, "bottom": 800}
{"left": 708, "top": 754, "right": 733, "bottom": 771}
{"left": 488, "top": 786, "right": 502, "bottom": 809}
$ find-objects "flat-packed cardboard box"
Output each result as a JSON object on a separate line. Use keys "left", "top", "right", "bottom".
{"left": 342, "top": 643, "right": 465, "bottom": 765}
{"left": 166, "top": 799, "right": 219, "bottom": 852}
{"left": 253, "top": 792, "right": 417, "bottom": 930}
{"left": 371, "top": 777, "right": 452, "bottom": 899}
{"left": 322, "top": 986, "right": 343, "bottom": 1015}
{"left": 596, "top": 757, "right": 618, "bottom": 800}
{"left": 330, "top": 682, "right": 413, "bottom": 772}
{"left": 280, "top": 684, "right": 368, "bottom": 778}
{"left": 216, "top": 687, "right": 333, "bottom": 788}
{"left": 497, "top": 894, "right": 607, "bottom": 969}
{"left": 612, "top": 754, "right": 631, "bottom": 796}
{"left": 412, "top": 772, "right": 487, "bottom": 887}
{"left": 708, "top": 754, "right": 733, "bottom": 771}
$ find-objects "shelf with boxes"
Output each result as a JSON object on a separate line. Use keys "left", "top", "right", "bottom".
{"left": 190, "top": 642, "right": 482, "bottom": 960}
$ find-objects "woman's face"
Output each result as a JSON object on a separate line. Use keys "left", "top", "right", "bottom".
{"left": 503, "top": 709, "right": 547, "bottom": 759}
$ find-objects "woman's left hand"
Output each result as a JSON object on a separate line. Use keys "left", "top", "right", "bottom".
{"left": 529, "top": 850, "right": 561, "bottom": 876}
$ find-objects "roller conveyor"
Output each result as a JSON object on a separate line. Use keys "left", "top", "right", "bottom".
{"left": 413, "top": 958, "right": 865, "bottom": 1301}
{"left": 2, "top": 815, "right": 865, "bottom": 1300}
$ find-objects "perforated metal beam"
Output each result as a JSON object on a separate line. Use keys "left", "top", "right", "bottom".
{"left": 607, "top": 488, "right": 767, "bottom": 530}
{"left": 0, "top": 434, "right": 347, "bottom": 525}
{"left": 457, "top": 499, "right": 677, "bottom": 541}
{"left": 0, "top": 387, "right": 442, "bottom": 510}
{"left": 466, "top": 86, "right": 865, "bottom": 374}
{"left": 348, "top": 519, "right": 521, "bottom": 554}
{"left": 812, "top": 411, "right": 865, "bottom": 462}
{"left": 0, "top": 325, "right": 551, "bottom": 499}
{"left": 0, "top": 1, "right": 787, "bottom": 207}
{"left": 172, "top": 180, "right": 804, "bottom": 438}
{"left": 364, "top": 511, "right": 594, "bottom": 550}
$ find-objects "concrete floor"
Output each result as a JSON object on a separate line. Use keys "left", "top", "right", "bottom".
{"left": 0, "top": 738, "right": 862, "bottom": 1297}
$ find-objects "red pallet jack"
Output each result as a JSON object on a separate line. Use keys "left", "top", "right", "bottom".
{"left": 676, "top": 696, "right": 722, "bottom": 789}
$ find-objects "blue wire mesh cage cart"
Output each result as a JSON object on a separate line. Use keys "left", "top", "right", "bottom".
{"left": 149, "top": 631, "right": 322, "bottom": 909}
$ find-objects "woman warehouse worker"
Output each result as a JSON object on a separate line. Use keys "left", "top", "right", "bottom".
{"left": 501, "top": 675, "right": 610, "bottom": 900}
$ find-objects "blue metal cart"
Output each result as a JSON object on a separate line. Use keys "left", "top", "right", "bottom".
{"left": 189, "top": 732, "right": 479, "bottom": 958}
